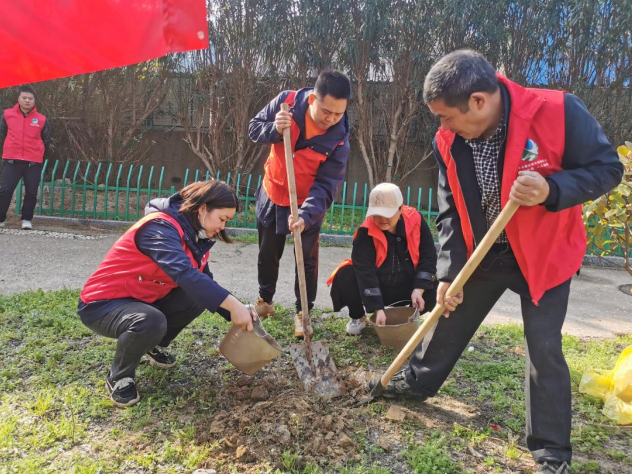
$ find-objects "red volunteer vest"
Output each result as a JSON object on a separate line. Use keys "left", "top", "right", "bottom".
{"left": 262, "top": 91, "right": 341, "bottom": 206}
{"left": 2, "top": 104, "right": 47, "bottom": 163}
{"left": 80, "top": 213, "right": 209, "bottom": 304}
{"left": 434, "top": 74, "right": 586, "bottom": 304}
{"left": 327, "top": 206, "right": 421, "bottom": 285}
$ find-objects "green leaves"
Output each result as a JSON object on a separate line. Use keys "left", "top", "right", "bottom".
{"left": 584, "top": 143, "right": 632, "bottom": 276}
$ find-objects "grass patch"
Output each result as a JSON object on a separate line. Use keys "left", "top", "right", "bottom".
{"left": 404, "top": 430, "right": 462, "bottom": 473}
{"left": 448, "top": 323, "right": 632, "bottom": 465}
{"left": 229, "top": 231, "right": 259, "bottom": 245}
{"left": 1, "top": 289, "right": 630, "bottom": 473}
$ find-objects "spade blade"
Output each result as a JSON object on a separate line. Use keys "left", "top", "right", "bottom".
{"left": 289, "top": 340, "right": 345, "bottom": 398}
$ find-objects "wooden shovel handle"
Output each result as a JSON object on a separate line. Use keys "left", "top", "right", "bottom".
{"left": 379, "top": 199, "right": 520, "bottom": 387}
{"left": 281, "top": 103, "right": 312, "bottom": 337}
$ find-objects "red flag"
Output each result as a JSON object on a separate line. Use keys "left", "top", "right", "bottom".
{"left": 0, "top": 0, "right": 207, "bottom": 88}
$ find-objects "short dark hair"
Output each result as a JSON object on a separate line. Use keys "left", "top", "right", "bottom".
{"left": 17, "top": 84, "right": 36, "bottom": 98}
{"left": 179, "top": 180, "right": 239, "bottom": 243}
{"left": 423, "top": 50, "right": 498, "bottom": 112}
{"left": 314, "top": 69, "right": 351, "bottom": 101}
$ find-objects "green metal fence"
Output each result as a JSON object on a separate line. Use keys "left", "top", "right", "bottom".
{"left": 11, "top": 159, "right": 630, "bottom": 258}
{"left": 13, "top": 159, "right": 439, "bottom": 236}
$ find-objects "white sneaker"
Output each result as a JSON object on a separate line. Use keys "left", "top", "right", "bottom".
{"left": 21, "top": 220, "right": 33, "bottom": 230}
{"left": 346, "top": 316, "right": 367, "bottom": 336}
{"left": 0, "top": 221, "right": 4, "bottom": 228}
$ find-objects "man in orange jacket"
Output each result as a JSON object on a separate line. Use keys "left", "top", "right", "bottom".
{"left": 248, "top": 70, "right": 351, "bottom": 338}
{"left": 378, "top": 50, "right": 623, "bottom": 474}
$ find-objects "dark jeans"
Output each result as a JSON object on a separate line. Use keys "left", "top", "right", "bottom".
{"left": 406, "top": 249, "right": 572, "bottom": 464}
{"left": 0, "top": 159, "right": 43, "bottom": 222}
{"left": 257, "top": 218, "right": 320, "bottom": 312}
{"left": 330, "top": 264, "right": 437, "bottom": 318}
{"left": 83, "top": 287, "right": 204, "bottom": 380}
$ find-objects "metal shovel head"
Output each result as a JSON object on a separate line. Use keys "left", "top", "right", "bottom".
{"left": 289, "top": 340, "right": 345, "bottom": 398}
{"left": 354, "top": 378, "right": 386, "bottom": 407}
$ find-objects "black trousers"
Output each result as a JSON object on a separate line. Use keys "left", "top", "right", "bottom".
{"left": 0, "top": 159, "right": 43, "bottom": 222}
{"left": 330, "top": 264, "right": 437, "bottom": 318}
{"left": 83, "top": 287, "right": 204, "bottom": 380}
{"left": 406, "top": 249, "right": 572, "bottom": 464}
{"left": 257, "top": 218, "right": 320, "bottom": 312}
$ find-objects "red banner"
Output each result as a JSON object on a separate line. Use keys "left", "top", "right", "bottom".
{"left": 0, "top": 0, "right": 207, "bottom": 88}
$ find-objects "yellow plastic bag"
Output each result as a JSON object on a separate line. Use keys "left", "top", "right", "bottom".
{"left": 612, "top": 346, "right": 632, "bottom": 403}
{"left": 579, "top": 345, "right": 632, "bottom": 425}
{"left": 603, "top": 394, "right": 632, "bottom": 426}
{"left": 579, "top": 369, "right": 612, "bottom": 400}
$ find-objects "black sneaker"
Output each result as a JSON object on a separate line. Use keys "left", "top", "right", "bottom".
{"left": 145, "top": 346, "right": 176, "bottom": 368}
{"left": 369, "top": 368, "right": 428, "bottom": 400}
{"left": 535, "top": 461, "right": 569, "bottom": 474}
{"left": 106, "top": 374, "right": 140, "bottom": 408}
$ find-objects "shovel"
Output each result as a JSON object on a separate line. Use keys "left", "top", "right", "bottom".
{"left": 360, "top": 199, "right": 520, "bottom": 404}
{"left": 280, "top": 103, "right": 345, "bottom": 397}
{"left": 219, "top": 305, "right": 284, "bottom": 375}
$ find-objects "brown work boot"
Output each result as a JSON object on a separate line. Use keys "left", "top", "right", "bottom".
{"left": 295, "top": 312, "right": 305, "bottom": 339}
{"left": 254, "top": 297, "right": 275, "bottom": 319}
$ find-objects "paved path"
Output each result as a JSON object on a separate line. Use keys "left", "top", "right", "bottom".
{"left": 1, "top": 223, "right": 630, "bottom": 339}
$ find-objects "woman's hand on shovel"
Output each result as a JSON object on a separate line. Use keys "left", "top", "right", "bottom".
{"left": 437, "top": 281, "right": 464, "bottom": 317}
{"left": 221, "top": 295, "right": 257, "bottom": 331}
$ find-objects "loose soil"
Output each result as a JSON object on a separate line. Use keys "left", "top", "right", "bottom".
{"left": 153, "top": 350, "right": 540, "bottom": 474}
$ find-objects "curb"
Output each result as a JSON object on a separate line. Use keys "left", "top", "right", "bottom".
{"left": 34, "top": 215, "right": 132, "bottom": 230}
{"left": 32, "top": 215, "right": 628, "bottom": 269}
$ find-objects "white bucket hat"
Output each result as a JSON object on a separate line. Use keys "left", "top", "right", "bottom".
{"left": 365, "top": 182, "right": 403, "bottom": 218}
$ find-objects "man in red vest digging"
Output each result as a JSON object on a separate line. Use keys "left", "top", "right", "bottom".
{"left": 379, "top": 50, "right": 623, "bottom": 474}
{"left": 0, "top": 85, "right": 51, "bottom": 230}
{"left": 248, "top": 70, "right": 351, "bottom": 338}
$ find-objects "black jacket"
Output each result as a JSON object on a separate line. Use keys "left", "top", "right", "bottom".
{"left": 351, "top": 212, "right": 437, "bottom": 312}
{"left": 434, "top": 84, "right": 624, "bottom": 281}
{"left": 140, "top": 194, "right": 231, "bottom": 320}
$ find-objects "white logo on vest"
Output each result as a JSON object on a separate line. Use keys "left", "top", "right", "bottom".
{"left": 522, "top": 139, "right": 539, "bottom": 162}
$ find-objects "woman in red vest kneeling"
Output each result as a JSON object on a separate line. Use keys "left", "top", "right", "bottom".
{"left": 78, "top": 180, "right": 255, "bottom": 408}
{"left": 328, "top": 183, "right": 438, "bottom": 336}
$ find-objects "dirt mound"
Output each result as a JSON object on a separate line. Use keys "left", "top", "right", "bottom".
{"left": 184, "top": 357, "right": 543, "bottom": 474}
{"left": 195, "top": 370, "right": 367, "bottom": 471}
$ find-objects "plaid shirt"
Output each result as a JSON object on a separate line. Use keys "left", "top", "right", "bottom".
{"left": 465, "top": 119, "right": 507, "bottom": 243}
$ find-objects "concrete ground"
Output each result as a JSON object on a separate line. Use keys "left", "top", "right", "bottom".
{"left": 1, "top": 220, "right": 630, "bottom": 339}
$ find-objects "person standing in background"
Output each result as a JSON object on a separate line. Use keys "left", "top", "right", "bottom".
{"left": 0, "top": 85, "right": 51, "bottom": 230}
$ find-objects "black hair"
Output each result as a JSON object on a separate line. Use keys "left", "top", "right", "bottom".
{"left": 179, "top": 180, "right": 238, "bottom": 243}
{"left": 17, "top": 84, "right": 36, "bottom": 98}
{"left": 314, "top": 69, "right": 351, "bottom": 100}
{"left": 423, "top": 50, "right": 499, "bottom": 112}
